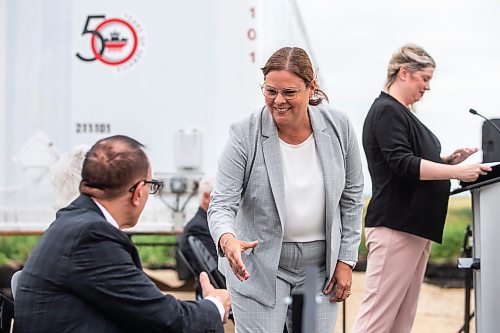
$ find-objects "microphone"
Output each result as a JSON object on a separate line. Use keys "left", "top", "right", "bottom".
{"left": 469, "top": 109, "right": 500, "bottom": 135}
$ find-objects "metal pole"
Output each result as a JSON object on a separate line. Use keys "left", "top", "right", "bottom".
{"left": 302, "top": 265, "right": 317, "bottom": 333}
{"left": 464, "top": 225, "right": 472, "bottom": 333}
{"left": 343, "top": 300, "right": 346, "bottom": 333}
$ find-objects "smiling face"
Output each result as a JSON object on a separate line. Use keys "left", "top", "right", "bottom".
{"left": 263, "top": 70, "right": 315, "bottom": 129}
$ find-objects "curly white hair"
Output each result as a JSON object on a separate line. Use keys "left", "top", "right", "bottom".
{"left": 50, "top": 145, "right": 89, "bottom": 209}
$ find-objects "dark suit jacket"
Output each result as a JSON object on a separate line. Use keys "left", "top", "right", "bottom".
{"left": 177, "top": 208, "right": 217, "bottom": 277}
{"left": 14, "top": 195, "right": 223, "bottom": 333}
{"left": 362, "top": 92, "right": 450, "bottom": 243}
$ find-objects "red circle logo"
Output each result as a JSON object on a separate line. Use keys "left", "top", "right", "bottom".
{"left": 91, "top": 18, "right": 138, "bottom": 66}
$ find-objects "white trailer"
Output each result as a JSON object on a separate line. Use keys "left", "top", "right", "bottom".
{"left": 0, "top": 0, "right": 315, "bottom": 233}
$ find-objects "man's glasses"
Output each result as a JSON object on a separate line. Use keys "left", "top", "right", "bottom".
{"left": 261, "top": 83, "right": 307, "bottom": 100}
{"left": 128, "top": 179, "right": 163, "bottom": 195}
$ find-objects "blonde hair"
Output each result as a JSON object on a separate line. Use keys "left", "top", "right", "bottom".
{"left": 385, "top": 44, "right": 435, "bottom": 90}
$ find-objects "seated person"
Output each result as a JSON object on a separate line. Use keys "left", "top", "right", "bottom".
{"left": 14, "top": 135, "right": 231, "bottom": 333}
{"left": 177, "top": 177, "right": 217, "bottom": 278}
{"left": 50, "top": 144, "right": 89, "bottom": 209}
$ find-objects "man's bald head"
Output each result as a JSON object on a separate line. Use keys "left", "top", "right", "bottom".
{"left": 80, "top": 135, "right": 149, "bottom": 200}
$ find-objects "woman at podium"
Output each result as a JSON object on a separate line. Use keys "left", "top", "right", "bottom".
{"left": 352, "top": 44, "right": 491, "bottom": 333}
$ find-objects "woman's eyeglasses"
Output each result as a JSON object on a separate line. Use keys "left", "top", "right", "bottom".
{"left": 128, "top": 179, "right": 163, "bottom": 195}
{"left": 261, "top": 83, "right": 307, "bottom": 100}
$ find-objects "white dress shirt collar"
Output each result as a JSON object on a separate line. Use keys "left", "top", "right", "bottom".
{"left": 92, "top": 198, "right": 120, "bottom": 229}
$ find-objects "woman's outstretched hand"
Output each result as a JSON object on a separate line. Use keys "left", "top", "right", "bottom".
{"left": 220, "top": 233, "right": 258, "bottom": 281}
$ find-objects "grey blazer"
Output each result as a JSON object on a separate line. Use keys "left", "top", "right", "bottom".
{"left": 208, "top": 104, "right": 364, "bottom": 307}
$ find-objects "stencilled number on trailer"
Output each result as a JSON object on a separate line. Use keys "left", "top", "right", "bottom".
{"left": 248, "top": 5, "right": 257, "bottom": 63}
{"left": 75, "top": 123, "right": 111, "bottom": 134}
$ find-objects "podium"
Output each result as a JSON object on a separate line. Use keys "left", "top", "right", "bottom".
{"left": 452, "top": 164, "right": 500, "bottom": 333}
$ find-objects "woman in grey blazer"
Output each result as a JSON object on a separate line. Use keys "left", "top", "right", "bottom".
{"left": 208, "top": 47, "right": 364, "bottom": 333}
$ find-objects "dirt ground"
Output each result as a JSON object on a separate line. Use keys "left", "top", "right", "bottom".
{"left": 153, "top": 270, "right": 475, "bottom": 333}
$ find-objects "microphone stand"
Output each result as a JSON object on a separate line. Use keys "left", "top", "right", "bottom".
{"left": 469, "top": 109, "right": 500, "bottom": 135}
{"left": 457, "top": 225, "right": 474, "bottom": 333}
{"left": 469, "top": 109, "right": 500, "bottom": 162}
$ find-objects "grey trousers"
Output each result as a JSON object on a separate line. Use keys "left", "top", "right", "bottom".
{"left": 230, "top": 241, "right": 338, "bottom": 333}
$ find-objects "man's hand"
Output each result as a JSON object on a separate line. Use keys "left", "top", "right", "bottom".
{"left": 200, "top": 272, "right": 231, "bottom": 323}
{"left": 323, "top": 261, "right": 352, "bottom": 303}
{"left": 219, "top": 233, "right": 258, "bottom": 281}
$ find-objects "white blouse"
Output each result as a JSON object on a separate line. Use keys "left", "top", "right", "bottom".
{"left": 279, "top": 134, "right": 326, "bottom": 242}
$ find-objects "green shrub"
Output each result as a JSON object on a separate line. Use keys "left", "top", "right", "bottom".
{"left": 0, "top": 235, "right": 40, "bottom": 266}
{"left": 429, "top": 205, "right": 471, "bottom": 263}
{"left": 0, "top": 234, "right": 177, "bottom": 268}
{"left": 0, "top": 198, "right": 474, "bottom": 267}
{"left": 130, "top": 235, "right": 177, "bottom": 267}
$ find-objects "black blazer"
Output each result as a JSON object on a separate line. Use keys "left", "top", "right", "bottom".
{"left": 362, "top": 92, "right": 450, "bottom": 243}
{"left": 14, "top": 195, "right": 223, "bottom": 333}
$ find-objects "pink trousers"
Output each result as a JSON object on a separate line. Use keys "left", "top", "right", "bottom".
{"left": 351, "top": 227, "right": 431, "bottom": 333}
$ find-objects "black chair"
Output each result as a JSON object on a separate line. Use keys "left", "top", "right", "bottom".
{"left": 187, "top": 236, "right": 226, "bottom": 289}
{"left": 187, "top": 236, "right": 234, "bottom": 321}
{"left": 0, "top": 293, "right": 14, "bottom": 333}
{"left": 175, "top": 249, "right": 197, "bottom": 281}
{"left": 176, "top": 249, "right": 202, "bottom": 300}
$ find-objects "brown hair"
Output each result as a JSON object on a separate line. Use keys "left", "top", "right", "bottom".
{"left": 261, "top": 47, "right": 328, "bottom": 106}
{"left": 80, "top": 135, "right": 149, "bottom": 199}
{"left": 385, "top": 44, "right": 435, "bottom": 90}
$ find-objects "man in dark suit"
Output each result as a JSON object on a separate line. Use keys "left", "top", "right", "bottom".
{"left": 14, "top": 135, "right": 230, "bottom": 333}
{"left": 177, "top": 177, "right": 217, "bottom": 278}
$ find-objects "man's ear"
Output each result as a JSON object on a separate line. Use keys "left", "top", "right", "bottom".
{"left": 200, "top": 192, "right": 210, "bottom": 210}
{"left": 130, "top": 182, "right": 145, "bottom": 207}
{"left": 202, "top": 191, "right": 211, "bottom": 206}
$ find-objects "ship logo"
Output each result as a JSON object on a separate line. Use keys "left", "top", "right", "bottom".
{"left": 91, "top": 18, "right": 138, "bottom": 66}
{"left": 104, "top": 31, "right": 128, "bottom": 52}
{"left": 76, "top": 14, "right": 145, "bottom": 70}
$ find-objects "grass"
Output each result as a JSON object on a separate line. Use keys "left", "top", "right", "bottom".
{"left": 0, "top": 197, "right": 473, "bottom": 267}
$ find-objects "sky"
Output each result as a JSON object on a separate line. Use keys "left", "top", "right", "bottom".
{"left": 293, "top": 0, "right": 500, "bottom": 193}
